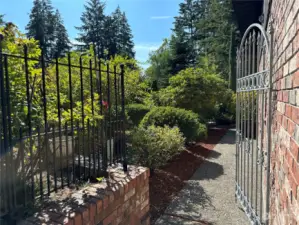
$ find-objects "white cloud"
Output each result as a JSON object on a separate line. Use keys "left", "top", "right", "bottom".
{"left": 134, "top": 43, "right": 160, "bottom": 52}
{"left": 70, "top": 39, "right": 84, "bottom": 46}
{"left": 150, "top": 16, "right": 171, "bottom": 20}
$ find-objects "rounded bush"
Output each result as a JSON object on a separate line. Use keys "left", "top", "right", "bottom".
{"left": 126, "top": 104, "right": 150, "bottom": 126}
{"left": 140, "top": 106, "right": 207, "bottom": 142}
{"left": 127, "top": 125, "right": 185, "bottom": 169}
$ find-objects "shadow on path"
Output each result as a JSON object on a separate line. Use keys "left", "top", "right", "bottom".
{"left": 150, "top": 127, "right": 228, "bottom": 224}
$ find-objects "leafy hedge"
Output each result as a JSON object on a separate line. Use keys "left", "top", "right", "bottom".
{"left": 126, "top": 104, "right": 150, "bottom": 126}
{"left": 127, "top": 125, "right": 185, "bottom": 169}
{"left": 140, "top": 106, "right": 207, "bottom": 142}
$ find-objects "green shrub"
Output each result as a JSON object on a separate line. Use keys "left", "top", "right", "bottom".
{"left": 140, "top": 106, "right": 207, "bottom": 142}
{"left": 126, "top": 104, "right": 150, "bottom": 126}
{"left": 127, "top": 125, "right": 185, "bottom": 169}
{"left": 215, "top": 90, "right": 236, "bottom": 125}
{"left": 153, "top": 65, "right": 229, "bottom": 121}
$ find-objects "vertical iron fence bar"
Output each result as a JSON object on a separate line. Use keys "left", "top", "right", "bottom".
{"left": 260, "top": 89, "right": 264, "bottom": 220}
{"left": 0, "top": 34, "right": 4, "bottom": 212}
{"left": 255, "top": 32, "right": 261, "bottom": 213}
{"left": 120, "top": 65, "right": 127, "bottom": 172}
{"left": 265, "top": 24, "right": 274, "bottom": 225}
{"left": 79, "top": 56, "right": 85, "bottom": 179}
{"left": 55, "top": 57, "right": 64, "bottom": 189}
{"left": 77, "top": 121, "right": 81, "bottom": 179}
{"left": 52, "top": 125, "right": 57, "bottom": 192}
{"left": 247, "top": 37, "right": 251, "bottom": 206}
{"left": 114, "top": 66, "right": 118, "bottom": 162}
{"left": 240, "top": 47, "right": 244, "bottom": 194}
{"left": 117, "top": 70, "right": 122, "bottom": 162}
{"left": 67, "top": 53, "right": 75, "bottom": 184}
{"left": 87, "top": 119, "right": 91, "bottom": 178}
{"left": 89, "top": 60, "right": 96, "bottom": 175}
{"left": 245, "top": 38, "right": 249, "bottom": 202}
{"left": 107, "top": 64, "right": 112, "bottom": 165}
{"left": 89, "top": 60, "right": 95, "bottom": 115}
{"left": 4, "top": 55, "right": 16, "bottom": 207}
{"left": 24, "top": 45, "right": 35, "bottom": 202}
{"left": 250, "top": 31, "right": 256, "bottom": 208}
{"left": 99, "top": 62, "right": 106, "bottom": 173}
{"left": 41, "top": 49, "right": 50, "bottom": 196}
{"left": 92, "top": 45, "right": 99, "bottom": 174}
{"left": 235, "top": 48, "right": 240, "bottom": 200}
{"left": 247, "top": 33, "right": 252, "bottom": 208}
{"left": 0, "top": 36, "right": 9, "bottom": 211}
{"left": 260, "top": 42, "right": 267, "bottom": 222}
{"left": 65, "top": 122, "right": 70, "bottom": 187}
{"left": 19, "top": 128, "right": 26, "bottom": 207}
{"left": 37, "top": 127, "right": 43, "bottom": 198}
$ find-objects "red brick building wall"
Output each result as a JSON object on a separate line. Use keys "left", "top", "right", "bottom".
{"left": 268, "top": 0, "right": 299, "bottom": 223}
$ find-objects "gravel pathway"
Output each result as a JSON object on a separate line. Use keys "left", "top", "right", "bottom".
{"left": 155, "top": 129, "right": 249, "bottom": 225}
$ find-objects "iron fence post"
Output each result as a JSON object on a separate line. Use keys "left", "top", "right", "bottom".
{"left": 120, "top": 65, "right": 127, "bottom": 172}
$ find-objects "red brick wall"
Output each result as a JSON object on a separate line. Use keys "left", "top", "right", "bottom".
{"left": 19, "top": 166, "right": 150, "bottom": 225}
{"left": 268, "top": 0, "right": 299, "bottom": 223}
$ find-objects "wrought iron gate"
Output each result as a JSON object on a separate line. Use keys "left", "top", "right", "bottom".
{"left": 235, "top": 23, "right": 273, "bottom": 225}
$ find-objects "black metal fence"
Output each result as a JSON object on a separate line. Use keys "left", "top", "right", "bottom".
{"left": 0, "top": 35, "right": 127, "bottom": 220}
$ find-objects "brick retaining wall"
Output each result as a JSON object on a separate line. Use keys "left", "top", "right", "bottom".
{"left": 18, "top": 166, "right": 150, "bottom": 225}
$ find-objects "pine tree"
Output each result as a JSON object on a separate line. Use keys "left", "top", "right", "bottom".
{"left": 53, "top": 10, "right": 70, "bottom": 57}
{"left": 104, "top": 14, "right": 117, "bottom": 58}
{"left": 169, "top": 30, "right": 192, "bottom": 74}
{"left": 75, "top": 0, "right": 106, "bottom": 58}
{"left": 106, "top": 7, "right": 135, "bottom": 59}
{"left": 196, "top": 0, "right": 235, "bottom": 80}
{"left": 0, "top": 15, "right": 5, "bottom": 26}
{"left": 26, "top": 0, "right": 56, "bottom": 59}
{"left": 119, "top": 12, "right": 135, "bottom": 58}
{"left": 173, "top": 0, "right": 201, "bottom": 64}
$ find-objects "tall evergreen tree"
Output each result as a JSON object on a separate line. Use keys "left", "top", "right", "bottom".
{"left": 119, "top": 12, "right": 135, "bottom": 58}
{"left": 53, "top": 10, "right": 70, "bottom": 57}
{"left": 104, "top": 14, "right": 117, "bottom": 58}
{"left": 173, "top": 0, "right": 201, "bottom": 64}
{"left": 26, "top": 0, "right": 56, "bottom": 59}
{"left": 196, "top": 0, "right": 235, "bottom": 80}
{"left": 105, "top": 7, "right": 135, "bottom": 59}
{"left": 0, "top": 15, "right": 5, "bottom": 26}
{"left": 75, "top": 0, "right": 106, "bottom": 58}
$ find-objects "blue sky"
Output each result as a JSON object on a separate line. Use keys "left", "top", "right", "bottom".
{"left": 1, "top": 0, "right": 182, "bottom": 67}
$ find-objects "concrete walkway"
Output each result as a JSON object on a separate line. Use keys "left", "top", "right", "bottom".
{"left": 155, "top": 129, "right": 249, "bottom": 225}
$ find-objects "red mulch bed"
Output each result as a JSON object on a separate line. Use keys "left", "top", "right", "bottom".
{"left": 149, "top": 126, "right": 229, "bottom": 224}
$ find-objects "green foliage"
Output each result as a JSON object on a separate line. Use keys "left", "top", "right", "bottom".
{"left": 215, "top": 89, "right": 236, "bottom": 125}
{"left": 53, "top": 10, "right": 70, "bottom": 57}
{"left": 26, "top": 0, "right": 70, "bottom": 59}
{"left": 127, "top": 125, "right": 185, "bottom": 169}
{"left": 156, "top": 63, "right": 228, "bottom": 121}
{"left": 76, "top": 0, "right": 106, "bottom": 57}
{"left": 140, "top": 106, "right": 207, "bottom": 142}
{"left": 146, "top": 39, "right": 172, "bottom": 89}
{"left": 0, "top": 24, "right": 42, "bottom": 134}
{"left": 126, "top": 104, "right": 150, "bottom": 126}
{"left": 107, "top": 55, "right": 149, "bottom": 104}
{"left": 0, "top": 14, "right": 5, "bottom": 26}
{"left": 196, "top": 0, "right": 236, "bottom": 80}
{"left": 145, "top": 0, "right": 237, "bottom": 88}
{"left": 76, "top": 1, "right": 134, "bottom": 59}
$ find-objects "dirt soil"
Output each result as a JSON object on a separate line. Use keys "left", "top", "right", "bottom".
{"left": 149, "top": 127, "right": 229, "bottom": 224}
